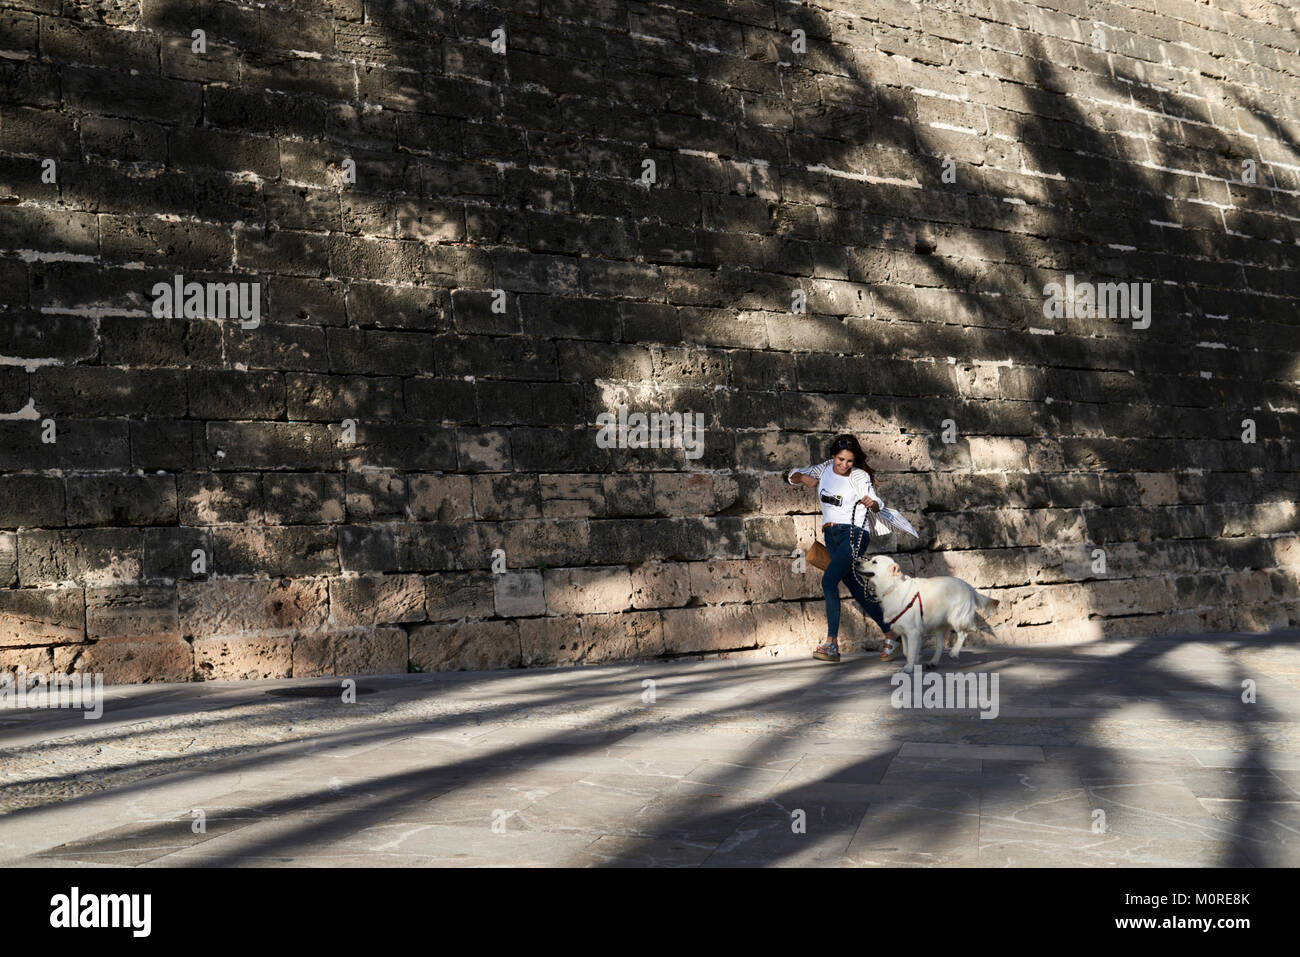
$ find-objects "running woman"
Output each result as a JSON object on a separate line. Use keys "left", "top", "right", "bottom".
{"left": 788, "top": 434, "right": 902, "bottom": 663}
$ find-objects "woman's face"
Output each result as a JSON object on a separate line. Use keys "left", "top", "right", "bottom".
{"left": 832, "top": 450, "right": 854, "bottom": 475}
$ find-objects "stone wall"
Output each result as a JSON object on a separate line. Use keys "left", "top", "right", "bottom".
{"left": 0, "top": 0, "right": 1297, "bottom": 683}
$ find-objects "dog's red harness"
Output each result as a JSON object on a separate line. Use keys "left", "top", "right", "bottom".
{"left": 886, "top": 592, "right": 923, "bottom": 628}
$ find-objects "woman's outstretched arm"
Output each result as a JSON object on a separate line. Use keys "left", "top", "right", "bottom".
{"left": 786, "top": 460, "right": 828, "bottom": 488}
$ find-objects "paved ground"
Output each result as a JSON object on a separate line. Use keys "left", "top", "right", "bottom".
{"left": 1, "top": 630, "right": 1298, "bottom": 867}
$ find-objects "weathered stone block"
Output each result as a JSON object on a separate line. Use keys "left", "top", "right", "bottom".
{"left": 194, "top": 635, "right": 293, "bottom": 680}
{"left": 179, "top": 473, "right": 262, "bottom": 526}
{"left": 519, "top": 615, "right": 584, "bottom": 667}
{"left": 0, "top": 532, "right": 15, "bottom": 587}
{"left": 187, "top": 369, "right": 284, "bottom": 420}
{"left": 1134, "top": 472, "right": 1179, "bottom": 507}
{"left": 345, "top": 423, "right": 462, "bottom": 473}
{"left": 471, "top": 472, "right": 541, "bottom": 520}
{"left": 327, "top": 327, "right": 434, "bottom": 376}
{"left": 0, "top": 646, "right": 54, "bottom": 675}
{"left": 652, "top": 472, "right": 719, "bottom": 516}
{"left": 339, "top": 524, "right": 399, "bottom": 573}
{"left": 581, "top": 610, "right": 662, "bottom": 661}
{"left": 179, "top": 578, "right": 328, "bottom": 637}
{"left": 992, "top": 583, "right": 1091, "bottom": 628}
{"left": 543, "top": 566, "right": 632, "bottom": 615}
{"left": 263, "top": 473, "right": 345, "bottom": 524}
{"left": 426, "top": 570, "right": 495, "bottom": 620}
{"left": 494, "top": 569, "right": 545, "bottom": 617}
{"left": 86, "top": 584, "right": 177, "bottom": 639}
{"left": 288, "top": 373, "right": 404, "bottom": 420}
{"left": 345, "top": 469, "right": 406, "bottom": 520}
{"left": 62, "top": 633, "right": 192, "bottom": 684}
{"left": 456, "top": 428, "right": 511, "bottom": 472}
{"left": 499, "top": 519, "right": 589, "bottom": 567}
{"left": 142, "top": 526, "right": 212, "bottom": 582}
{"left": 206, "top": 422, "right": 339, "bottom": 471}
{"left": 17, "top": 529, "right": 142, "bottom": 586}
{"left": 1088, "top": 577, "right": 1175, "bottom": 616}
{"left": 408, "top": 474, "right": 474, "bottom": 522}
{"left": 0, "top": 586, "right": 85, "bottom": 646}
{"left": 329, "top": 574, "right": 425, "bottom": 626}
{"left": 409, "top": 620, "right": 521, "bottom": 671}
{"left": 290, "top": 632, "right": 334, "bottom": 678}
{"left": 602, "top": 473, "right": 657, "bottom": 517}
{"left": 333, "top": 627, "right": 407, "bottom": 675}
{"left": 397, "top": 521, "right": 488, "bottom": 572}
{"left": 745, "top": 516, "right": 797, "bottom": 556}
{"left": 0, "top": 474, "right": 65, "bottom": 529}
{"left": 752, "top": 600, "right": 809, "bottom": 648}
{"left": 630, "top": 561, "right": 691, "bottom": 609}
{"left": 660, "top": 605, "right": 756, "bottom": 654}
{"left": 688, "top": 559, "right": 757, "bottom": 604}
{"left": 540, "top": 474, "right": 606, "bottom": 518}
{"left": 212, "top": 526, "right": 338, "bottom": 577}
{"left": 968, "top": 436, "right": 1029, "bottom": 471}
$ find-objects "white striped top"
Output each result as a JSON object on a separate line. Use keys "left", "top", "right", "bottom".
{"left": 788, "top": 460, "right": 879, "bottom": 528}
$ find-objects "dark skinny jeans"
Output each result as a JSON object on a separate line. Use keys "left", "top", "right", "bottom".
{"left": 822, "top": 523, "right": 888, "bottom": 641}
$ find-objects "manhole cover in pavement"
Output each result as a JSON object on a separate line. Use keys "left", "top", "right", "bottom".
{"left": 264, "top": 686, "right": 378, "bottom": 698}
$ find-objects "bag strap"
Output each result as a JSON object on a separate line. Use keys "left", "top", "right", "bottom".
{"left": 799, "top": 469, "right": 823, "bottom": 547}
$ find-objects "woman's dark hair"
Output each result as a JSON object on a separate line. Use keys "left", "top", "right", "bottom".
{"left": 827, "top": 434, "right": 875, "bottom": 483}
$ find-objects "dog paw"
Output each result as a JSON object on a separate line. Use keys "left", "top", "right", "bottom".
{"left": 948, "top": 650, "right": 960, "bottom": 660}
{"left": 900, "top": 663, "right": 916, "bottom": 675}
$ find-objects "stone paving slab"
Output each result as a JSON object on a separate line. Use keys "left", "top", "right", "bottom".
{"left": 1, "top": 631, "right": 1298, "bottom": 867}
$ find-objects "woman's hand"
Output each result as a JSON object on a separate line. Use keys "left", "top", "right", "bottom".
{"left": 860, "top": 494, "right": 882, "bottom": 512}
{"left": 788, "top": 471, "right": 816, "bottom": 489}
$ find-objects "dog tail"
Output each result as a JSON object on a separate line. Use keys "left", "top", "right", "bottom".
{"left": 973, "top": 590, "right": 1001, "bottom": 640}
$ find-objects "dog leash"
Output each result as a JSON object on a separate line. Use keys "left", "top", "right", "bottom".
{"left": 848, "top": 502, "right": 870, "bottom": 595}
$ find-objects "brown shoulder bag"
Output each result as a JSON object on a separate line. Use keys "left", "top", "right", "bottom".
{"left": 806, "top": 538, "right": 830, "bottom": 571}
{"left": 806, "top": 501, "right": 866, "bottom": 572}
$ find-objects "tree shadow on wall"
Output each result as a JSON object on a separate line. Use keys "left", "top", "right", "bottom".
{"left": 19, "top": 0, "right": 1298, "bottom": 865}
{"left": 48, "top": 1, "right": 1296, "bottom": 633}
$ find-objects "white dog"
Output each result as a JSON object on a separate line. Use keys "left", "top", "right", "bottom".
{"left": 855, "top": 555, "right": 1000, "bottom": 674}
